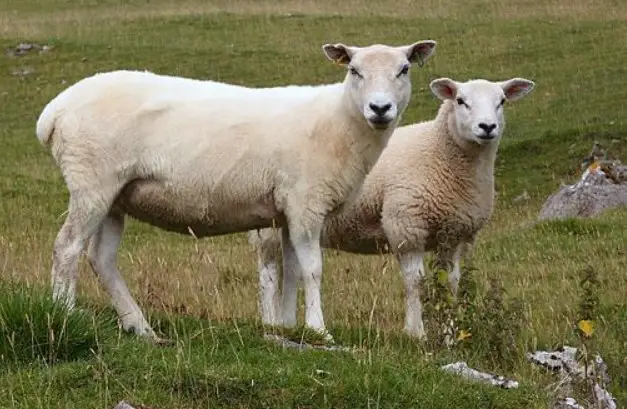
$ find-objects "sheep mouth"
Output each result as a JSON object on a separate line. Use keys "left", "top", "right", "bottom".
{"left": 476, "top": 134, "right": 496, "bottom": 141}
{"left": 367, "top": 117, "right": 393, "bottom": 130}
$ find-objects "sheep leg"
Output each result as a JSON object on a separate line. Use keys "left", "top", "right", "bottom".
{"left": 449, "top": 245, "right": 464, "bottom": 297}
{"left": 256, "top": 230, "right": 283, "bottom": 326}
{"left": 434, "top": 242, "right": 469, "bottom": 346}
{"left": 51, "top": 197, "right": 109, "bottom": 309}
{"left": 280, "top": 227, "right": 301, "bottom": 328}
{"left": 87, "top": 211, "right": 159, "bottom": 341}
{"left": 259, "top": 259, "right": 281, "bottom": 326}
{"left": 397, "top": 250, "right": 427, "bottom": 339}
{"left": 286, "top": 224, "right": 333, "bottom": 341}
{"left": 436, "top": 242, "right": 466, "bottom": 297}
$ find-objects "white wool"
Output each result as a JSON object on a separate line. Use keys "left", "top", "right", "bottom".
{"left": 38, "top": 40, "right": 438, "bottom": 341}
{"left": 249, "top": 76, "right": 535, "bottom": 338}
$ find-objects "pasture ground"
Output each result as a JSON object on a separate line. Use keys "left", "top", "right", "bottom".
{"left": 0, "top": 1, "right": 626, "bottom": 408}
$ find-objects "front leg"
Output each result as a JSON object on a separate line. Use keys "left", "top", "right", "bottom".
{"left": 396, "top": 250, "right": 427, "bottom": 339}
{"left": 284, "top": 223, "right": 333, "bottom": 341}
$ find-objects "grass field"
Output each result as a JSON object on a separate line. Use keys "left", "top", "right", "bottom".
{"left": 1, "top": 0, "right": 626, "bottom": 408}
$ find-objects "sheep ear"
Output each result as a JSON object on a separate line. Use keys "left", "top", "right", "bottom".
{"left": 403, "top": 40, "right": 437, "bottom": 67}
{"left": 322, "top": 43, "right": 354, "bottom": 65}
{"left": 430, "top": 78, "right": 458, "bottom": 100}
{"left": 500, "top": 78, "right": 535, "bottom": 102}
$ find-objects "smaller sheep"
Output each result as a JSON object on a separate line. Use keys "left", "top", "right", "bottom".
{"left": 249, "top": 76, "right": 535, "bottom": 339}
{"left": 37, "top": 40, "right": 437, "bottom": 342}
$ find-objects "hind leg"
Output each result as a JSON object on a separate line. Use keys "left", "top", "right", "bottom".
{"left": 280, "top": 226, "right": 302, "bottom": 328}
{"left": 87, "top": 210, "right": 160, "bottom": 340}
{"left": 52, "top": 194, "right": 110, "bottom": 309}
{"left": 435, "top": 241, "right": 468, "bottom": 297}
{"left": 248, "top": 228, "right": 283, "bottom": 326}
{"left": 434, "top": 240, "right": 471, "bottom": 346}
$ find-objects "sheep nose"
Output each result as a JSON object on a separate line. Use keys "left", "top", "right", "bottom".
{"left": 478, "top": 122, "right": 497, "bottom": 135}
{"left": 369, "top": 102, "right": 392, "bottom": 116}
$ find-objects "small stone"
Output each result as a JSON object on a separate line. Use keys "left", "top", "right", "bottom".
{"left": 11, "top": 66, "right": 35, "bottom": 76}
{"left": 554, "top": 397, "right": 585, "bottom": 409}
{"left": 112, "top": 401, "right": 137, "bottom": 409}
{"left": 512, "top": 190, "right": 530, "bottom": 203}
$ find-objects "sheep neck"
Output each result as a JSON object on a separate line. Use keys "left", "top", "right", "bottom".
{"left": 311, "top": 83, "right": 390, "bottom": 176}
{"left": 437, "top": 99, "right": 499, "bottom": 189}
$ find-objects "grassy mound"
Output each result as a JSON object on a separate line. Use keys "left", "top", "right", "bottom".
{"left": 0, "top": 283, "right": 116, "bottom": 367}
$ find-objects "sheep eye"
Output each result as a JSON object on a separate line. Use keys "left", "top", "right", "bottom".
{"left": 456, "top": 98, "right": 467, "bottom": 107}
{"left": 397, "top": 64, "right": 410, "bottom": 77}
{"left": 349, "top": 66, "right": 362, "bottom": 77}
{"left": 498, "top": 98, "right": 506, "bottom": 107}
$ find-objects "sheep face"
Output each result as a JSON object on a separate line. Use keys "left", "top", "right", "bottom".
{"left": 430, "top": 78, "right": 535, "bottom": 145}
{"left": 323, "top": 41, "right": 437, "bottom": 131}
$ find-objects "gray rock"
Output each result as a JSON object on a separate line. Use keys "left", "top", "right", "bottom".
{"left": 440, "top": 361, "right": 519, "bottom": 389}
{"left": 112, "top": 401, "right": 137, "bottom": 409}
{"left": 538, "top": 165, "right": 627, "bottom": 220}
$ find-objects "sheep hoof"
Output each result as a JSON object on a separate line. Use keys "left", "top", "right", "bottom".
{"left": 405, "top": 326, "right": 427, "bottom": 341}
{"left": 320, "top": 330, "right": 335, "bottom": 344}
{"left": 151, "top": 336, "right": 174, "bottom": 347}
{"left": 135, "top": 328, "right": 173, "bottom": 347}
{"left": 123, "top": 323, "right": 169, "bottom": 344}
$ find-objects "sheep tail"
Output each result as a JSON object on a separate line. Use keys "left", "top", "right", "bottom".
{"left": 35, "top": 96, "right": 60, "bottom": 147}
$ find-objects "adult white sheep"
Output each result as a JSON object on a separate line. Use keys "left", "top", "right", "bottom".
{"left": 36, "top": 40, "right": 437, "bottom": 342}
{"left": 249, "top": 76, "right": 535, "bottom": 339}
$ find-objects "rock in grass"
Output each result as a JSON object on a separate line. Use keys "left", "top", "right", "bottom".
{"left": 439, "top": 361, "right": 519, "bottom": 389}
{"left": 112, "top": 400, "right": 158, "bottom": 409}
{"left": 5, "top": 42, "right": 53, "bottom": 57}
{"left": 262, "top": 334, "right": 355, "bottom": 353}
{"left": 527, "top": 346, "right": 617, "bottom": 409}
{"left": 538, "top": 161, "right": 627, "bottom": 220}
{"left": 113, "top": 402, "right": 137, "bottom": 409}
{"left": 554, "top": 397, "right": 585, "bottom": 409}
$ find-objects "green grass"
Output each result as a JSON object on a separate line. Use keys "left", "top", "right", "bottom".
{"left": 0, "top": 283, "right": 115, "bottom": 368}
{"left": 1, "top": 0, "right": 626, "bottom": 407}
{"left": 1, "top": 298, "right": 547, "bottom": 409}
